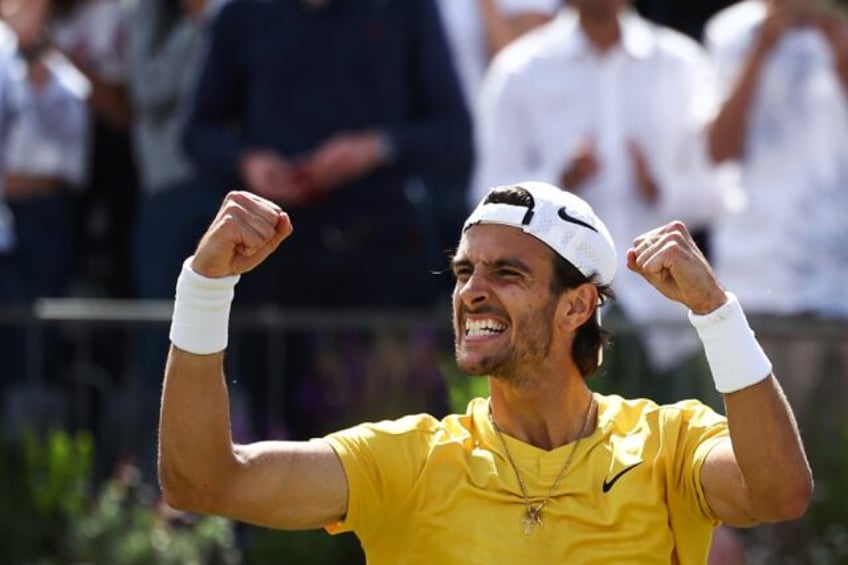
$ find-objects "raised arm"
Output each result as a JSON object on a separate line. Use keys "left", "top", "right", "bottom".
{"left": 707, "top": 2, "right": 824, "bottom": 163}
{"left": 627, "top": 221, "right": 813, "bottom": 527}
{"left": 158, "top": 191, "right": 349, "bottom": 530}
{"left": 815, "top": 8, "right": 848, "bottom": 94}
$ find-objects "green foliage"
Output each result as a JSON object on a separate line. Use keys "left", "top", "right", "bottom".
{"left": 66, "top": 476, "right": 240, "bottom": 565}
{"left": 801, "top": 420, "right": 848, "bottom": 564}
{"left": 0, "top": 427, "right": 93, "bottom": 562}
{"left": 735, "top": 369, "right": 848, "bottom": 565}
{"left": 440, "top": 352, "right": 489, "bottom": 414}
{"left": 0, "top": 428, "right": 240, "bottom": 565}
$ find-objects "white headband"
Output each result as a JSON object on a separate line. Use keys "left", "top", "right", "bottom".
{"left": 463, "top": 181, "right": 617, "bottom": 286}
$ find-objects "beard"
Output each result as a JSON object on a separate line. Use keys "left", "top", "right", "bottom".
{"left": 454, "top": 296, "right": 558, "bottom": 383}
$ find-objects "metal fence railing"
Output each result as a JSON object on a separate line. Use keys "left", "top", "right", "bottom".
{"left": 3, "top": 298, "right": 846, "bottom": 443}
{"left": 1, "top": 299, "right": 848, "bottom": 560}
{"left": 3, "top": 297, "right": 847, "bottom": 410}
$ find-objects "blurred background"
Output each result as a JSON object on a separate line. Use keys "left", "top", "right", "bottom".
{"left": 0, "top": 0, "right": 846, "bottom": 563}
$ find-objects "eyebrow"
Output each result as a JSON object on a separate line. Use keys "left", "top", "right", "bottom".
{"left": 451, "top": 256, "right": 534, "bottom": 274}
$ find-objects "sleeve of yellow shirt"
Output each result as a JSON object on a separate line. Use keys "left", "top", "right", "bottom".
{"left": 322, "top": 413, "right": 440, "bottom": 543}
{"left": 664, "top": 399, "right": 730, "bottom": 526}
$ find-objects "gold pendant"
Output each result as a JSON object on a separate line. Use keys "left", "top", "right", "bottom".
{"left": 522, "top": 506, "right": 543, "bottom": 535}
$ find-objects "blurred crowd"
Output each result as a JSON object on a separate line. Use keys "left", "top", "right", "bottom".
{"left": 0, "top": 0, "right": 847, "bottom": 559}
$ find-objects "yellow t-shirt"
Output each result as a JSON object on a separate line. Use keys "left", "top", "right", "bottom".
{"left": 323, "top": 393, "right": 728, "bottom": 564}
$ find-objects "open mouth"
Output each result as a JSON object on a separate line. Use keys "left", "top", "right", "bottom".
{"left": 464, "top": 318, "right": 507, "bottom": 338}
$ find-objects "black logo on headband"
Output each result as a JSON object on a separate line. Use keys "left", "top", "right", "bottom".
{"left": 558, "top": 207, "right": 598, "bottom": 232}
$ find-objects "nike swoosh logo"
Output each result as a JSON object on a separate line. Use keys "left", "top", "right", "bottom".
{"left": 602, "top": 462, "right": 642, "bottom": 493}
{"left": 557, "top": 207, "right": 598, "bottom": 232}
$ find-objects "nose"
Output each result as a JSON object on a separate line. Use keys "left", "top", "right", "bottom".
{"left": 455, "top": 271, "right": 489, "bottom": 308}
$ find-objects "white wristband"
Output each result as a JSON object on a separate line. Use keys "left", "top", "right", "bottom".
{"left": 688, "top": 292, "right": 772, "bottom": 394}
{"left": 169, "top": 257, "right": 240, "bottom": 355}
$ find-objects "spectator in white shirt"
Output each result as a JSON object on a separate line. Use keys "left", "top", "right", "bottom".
{"left": 1, "top": 0, "right": 90, "bottom": 301}
{"left": 706, "top": 0, "right": 848, "bottom": 319}
{"left": 0, "top": 2, "right": 89, "bottom": 431}
{"left": 426, "top": 0, "right": 561, "bottom": 297}
{"left": 436, "top": 0, "right": 562, "bottom": 113}
{"left": 473, "top": 0, "right": 726, "bottom": 403}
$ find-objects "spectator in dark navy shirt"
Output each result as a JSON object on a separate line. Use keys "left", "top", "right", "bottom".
{"left": 183, "top": 0, "right": 473, "bottom": 440}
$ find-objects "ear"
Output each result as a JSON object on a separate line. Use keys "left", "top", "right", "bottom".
{"left": 556, "top": 283, "right": 599, "bottom": 332}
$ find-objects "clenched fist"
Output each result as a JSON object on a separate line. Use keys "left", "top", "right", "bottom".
{"left": 191, "top": 191, "right": 293, "bottom": 279}
{"left": 627, "top": 221, "right": 727, "bottom": 315}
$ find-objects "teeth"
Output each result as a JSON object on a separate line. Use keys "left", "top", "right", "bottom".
{"left": 465, "top": 318, "right": 506, "bottom": 337}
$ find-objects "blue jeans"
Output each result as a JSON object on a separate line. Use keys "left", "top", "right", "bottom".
{"left": 132, "top": 181, "right": 221, "bottom": 299}
{"left": 132, "top": 179, "right": 220, "bottom": 386}
{"left": 5, "top": 192, "right": 75, "bottom": 390}
{"left": 9, "top": 191, "right": 75, "bottom": 299}
{"left": 0, "top": 252, "right": 26, "bottom": 391}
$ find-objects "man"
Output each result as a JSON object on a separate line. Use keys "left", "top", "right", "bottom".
{"left": 182, "top": 0, "right": 472, "bottom": 310}
{"left": 182, "top": 0, "right": 472, "bottom": 439}
{"left": 2, "top": 0, "right": 90, "bottom": 304}
{"left": 0, "top": 0, "right": 90, "bottom": 435}
{"left": 472, "top": 0, "right": 725, "bottom": 399}
{"left": 159, "top": 181, "right": 811, "bottom": 563}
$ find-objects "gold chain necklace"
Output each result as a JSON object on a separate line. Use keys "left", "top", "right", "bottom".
{"left": 489, "top": 393, "right": 595, "bottom": 535}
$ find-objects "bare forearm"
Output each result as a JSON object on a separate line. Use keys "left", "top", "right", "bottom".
{"left": 159, "top": 347, "right": 238, "bottom": 506}
{"left": 709, "top": 46, "right": 769, "bottom": 163}
{"left": 724, "top": 376, "right": 812, "bottom": 519}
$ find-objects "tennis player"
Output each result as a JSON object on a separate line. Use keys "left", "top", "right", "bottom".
{"left": 159, "top": 181, "right": 811, "bottom": 563}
